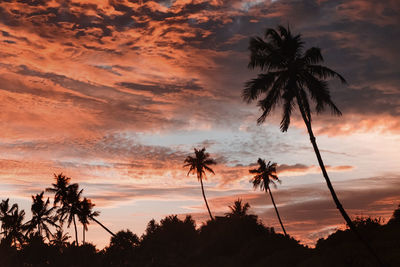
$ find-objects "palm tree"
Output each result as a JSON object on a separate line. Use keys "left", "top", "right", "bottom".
{"left": 50, "top": 228, "right": 70, "bottom": 250}
{"left": 46, "top": 173, "right": 71, "bottom": 206}
{"left": 227, "top": 199, "right": 250, "bottom": 218}
{"left": 249, "top": 159, "right": 287, "bottom": 236}
{"left": 184, "top": 147, "right": 216, "bottom": 220}
{"left": 2, "top": 204, "right": 26, "bottom": 247}
{"left": 47, "top": 174, "right": 82, "bottom": 245}
{"left": 225, "top": 199, "right": 257, "bottom": 221}
{"left": 47, "top": 173, "right": 116, "bottom": 242}
{"left": 243, "top": 25, "right": 383, "bottom": 265}
{"left": 26, "top": 192, "right": 59, "bottom": 240}
{"left": 0, "top": 198, "right": 17, "bottom": 238}
{"left": 77, "top": 197, "right": 99, "bottom": 244}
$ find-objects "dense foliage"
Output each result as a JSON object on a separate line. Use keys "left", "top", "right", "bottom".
{"left": 1, "top": 195, "right": 400, "bottom": 267}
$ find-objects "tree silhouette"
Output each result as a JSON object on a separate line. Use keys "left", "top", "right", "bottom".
{"left": 184, "top": 147, "right": 216, "bottom": 220}
{"left": 77, "top": 197, "right": 99, "bottom": 244}
{"left": 225, "top": 199, "right": 255, "bottom": 220}
{"left": 26, "top": 192, "right": 58, "bottom": 241}
{"left": 243, "top": 25, "right": 383, "bottom": 265}
{"left": 47, "top": 173, "right": 116, "bottom": 242}
{"left": 249, "top": 159, "right": 287, "bottom": 236}
{"left": 47, "top": 174, "right": 82, "bottom": 245}
{"left": 0, "top": 199, "right": 18, "bottom": 239}
{"left": 388, "top": 204, "right": 400, "bottom": 224}
{"left": 2, "top": 204, "right": 26, "bottom": 247}
{"left": 50, "top": 228, "right": 70, "bottom": 250}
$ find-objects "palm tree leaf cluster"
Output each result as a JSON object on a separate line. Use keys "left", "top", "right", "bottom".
{"left": 243, "top": 25, "right": 346, "bottom": 132}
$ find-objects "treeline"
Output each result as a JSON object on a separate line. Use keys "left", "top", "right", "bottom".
{"left": 1, "top": 177, "right": 400, "bottom": 266}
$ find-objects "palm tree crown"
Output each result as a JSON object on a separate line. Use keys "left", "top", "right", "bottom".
{"left": 226, "top": 199, "right": 251, "bottom": 218}
{"left": 26, "top": 192, "right": 58, "bottom": 240}
{"left": 243, "top": 25, "right": 346, "bottom": 131}
{"left": 78, "top": 197, "right": 100, "bottom": 244}
{"left": 184, "top": 147, "right": 216, "bottom": 180}
{"left": 249, "top": 159, "right": 279, "bottom": 191}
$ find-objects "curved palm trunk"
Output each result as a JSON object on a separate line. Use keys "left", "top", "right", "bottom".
{"left": 199, "top": 176, "right": 214, "bottom": 221}
{"left": 266, "top": 185, "right": 287, "bottom": 236}
{"left": 297, "top": 101, "right": 384, "bottom": 266}
{"left": 89, "top": 215, "right": 116, "bottom": 238}
{"left": 73, "top": 215, "right": 78, "bottom": 246}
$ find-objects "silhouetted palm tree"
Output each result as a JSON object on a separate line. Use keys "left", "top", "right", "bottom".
{"left": 0, "top": 198, "right": 18, "bottom": 238}
{"left": 26, "top": 192, "right": 59, "bottom": 240}
{"left": 3, "top": 205, "right": 26, "bottom": 247}
{"left": 46, "top": 173, "right": 71, "bottom": 206}
{"left": 50, "top": 228, "right": 70, "bottom": 250}
{"left": 47, "top": 174, "right": 82, "bottom": 245}
{"left": 77, "top": 198, "right": 99, "bottom": 244}
{"left": 249, "top": 159, "right": 287, "bottom": 236}
{"left": 184, "top": 147, "right": 216, "bottom": 220}
{"left": 243, "top": 25, "right": 382, "bottom": 265}
{"left": 227, "top": 199, "right": 250, "bottom": 217}
{"left": 63, "top": 184, "right": 82, "bottom": 246}
{"left": 47, "top": 173, "right": 116, "bottom": 241}
{"left": 225, "top": 199, "right": 257, "bottom": 221}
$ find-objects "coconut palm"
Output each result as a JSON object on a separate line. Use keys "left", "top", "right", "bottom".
{"left": 47, "top": 174, "right": 82, "bottom": 245}
{"left": 249, "top": 159, "right": 287, "bottom": 236}
{"left": 47, "top": 173, "right": 116, "bottom": 242}
{"left": 26, "top": 192, "right": 59, "bottom": 240}
{"left": 60, "top": 184, "right": 82, "bottom": 246}
{"left": 0, "top": 198, "right": 18, "bottom": 238}
{"left": 46, "top": 173, "right": 71, "bottom": 206}
{"left": 50, "top": 228, "right": 70, "bottom": 250}
{"left": 2, "top": 205, "right": 26, "bottom": 247}
{"left": 227, "top": 199, "right": 250, "bottom": 218}
{"left": 226, "top": 199, "right": 257, "bottom": 221}
{"left": 184, "top": 147, "right": 216, "bottom": 220}
{"left": 243, "top": 25, "right": 382, "bottom": 265}
{"left": 77, "top": 197, "right": 99, "bottom": 244}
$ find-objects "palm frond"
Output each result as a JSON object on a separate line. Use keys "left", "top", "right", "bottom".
{"left": 303, "top": 47, "right": 323, "bottom": 64}
{"left": 307, "top": 64, "right": 347, "bottom": 84}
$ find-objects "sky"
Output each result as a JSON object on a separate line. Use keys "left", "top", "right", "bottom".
{"left": 0, "top": 0, "right": 399, "bottom": 248}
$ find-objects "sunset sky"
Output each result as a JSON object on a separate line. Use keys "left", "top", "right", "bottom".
{"left": 0, "top": 0, "right": 399, "bottom": 248}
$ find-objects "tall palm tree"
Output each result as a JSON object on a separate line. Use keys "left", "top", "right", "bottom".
{"left": 249, "top": 159, "right": 287, "bottom": 236}
{"left": 26, "top": 192, "right": 59, "bottom": 240}
{"left": 243, "top": 25, "right": 382, "bottom": 265}
{"left": 184, "top": 147, "right": 216, "bottom": 220}
{"left": 47, "top": 174, "right": 81, "bottom": 245}
{"left": 60, "top": 184, "right": 82, "bottom": 246}
{"left": 77, "top": 197, "right": 99, "bottom": 244}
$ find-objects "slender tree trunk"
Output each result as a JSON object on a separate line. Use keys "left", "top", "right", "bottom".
{"left": 73, "top": 215, "right": 78, "bottom": 246}
{"left": 83, "top": 225, "right": 85, "bottom": 244}
{"left": 266, "top": 185, "right": 287, "bottom": 236}
{"left": 297, "top": 99, "right": 384, "bottom": 266}
{"left": 199, "top": 176, "right": 214, "bottom": 220}
{"left": 89, "top": 215, "right": 116, "bottom": 237}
